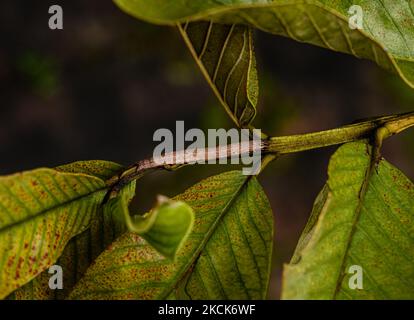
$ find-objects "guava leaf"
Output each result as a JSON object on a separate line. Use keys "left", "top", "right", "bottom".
{"left": 8, "top": 167, "right": 192, "bottom": 299}
{"left": 69, "top": 171, "right": 274, "bottom": 300}
{"left": 179, "top": 22, "right": 258, "bottom": 127}
{"left": 8, "top": 180, "right": 135, "bottom": 300}
{"left": 115, "top": 0, "right": 414, "bottom": 89}
{"left": 282, "top": 142, "right": 414, "bottom": 299}
{"left": 55, "top": 160, "right": 122, "bottom": 180}
{"left": 105, "top": 190, "right": 195, "bottom": 259}
{"left": 0, "top": 161, "right": 123, "bottom": 299}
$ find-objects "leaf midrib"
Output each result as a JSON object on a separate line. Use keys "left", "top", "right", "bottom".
{"left": 159, "top": 174, "right": 253, "bottom": 299}
{"left": 332, "top": 144, "right": 376, "bottom": 299}
{"left": 0, "top": 182, "right": 107, "bottom": 235}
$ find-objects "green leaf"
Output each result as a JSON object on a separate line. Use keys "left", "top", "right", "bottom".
{"left": 9, "top": 168, "right": 192, "bottom": 299}
{"left": 179, "top": 22, "right": 258, "bottom": 127}
{"left": 69, "top": 171, "right": 274, "bottom": 300}
{"left": 56, "top": 160, "right": 123, "bottom": 180}
{"left": 0, "top": 161, "right": 122, "bottom": 299}
{"left": 106, "top": 189, "right": 195, "bottom": 259}
{"left": 8, "top": 181, "right": 136, "bottom": 300}
{"left": 282, "top": 142, "right": 414, "bottom": 299}
{"left": 115, "top": 0, "right": 414, "bottom": 89}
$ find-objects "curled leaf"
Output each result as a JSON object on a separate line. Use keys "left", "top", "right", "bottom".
{"left": 106, "top": 189, "right": 195, "bottom": 259}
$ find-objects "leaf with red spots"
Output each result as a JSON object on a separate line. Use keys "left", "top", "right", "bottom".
{"left": 8, "top": 163, "right": 193, "bottom": 299}
{"left": 0, "top": 161, "right": 123, "bottom": 299}
{"left": 69, "top": 171, "right": 274, "bottom": 300}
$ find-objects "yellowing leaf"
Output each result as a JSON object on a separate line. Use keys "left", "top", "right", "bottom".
{"left": 0, "top": 161, "right": 122, "bottom": 299}
{"left": 282, "top": 142, "right": 414, "bottom": 299}
{"left": 69, "top": 171, "right": 274, "bottom": 300}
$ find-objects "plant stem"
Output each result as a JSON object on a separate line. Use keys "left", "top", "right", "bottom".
{"left": 267, "top": 111, "right": 414, "bottom": 154}
{"left": 106, "top": 111, "right": 414, "bottom": 190}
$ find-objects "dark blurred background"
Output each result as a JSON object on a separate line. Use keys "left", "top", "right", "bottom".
{"left": 1, "top": 1, "right": 413, "bottom": 299}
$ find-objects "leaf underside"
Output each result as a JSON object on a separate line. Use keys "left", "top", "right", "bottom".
{"left": 69, "top": 171, "right": 274, "bottom": 300}
{"left": 115, "top": 0, "right": 414, "bottom": 89}
{"left": 282, "top": 142, "right": 414, "bottom": 299}
{"left": 179, "top": 22, "right": 258, "bottom": 127}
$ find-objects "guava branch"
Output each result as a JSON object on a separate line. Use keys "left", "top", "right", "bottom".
{"left": 106, "top": 111, "right": 414, "bottom": 191}
{"left": 267, "top": 111, "right": 414, "bottom": 154}
{"left": 106, "top": 139, "right": 265, "bottom": 190}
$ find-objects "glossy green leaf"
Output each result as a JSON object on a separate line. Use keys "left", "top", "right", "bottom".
{"left": 0, "top": 161, "right": 122, "bottom": 299}
{"left": 69, "top": 171, "right": 274, "bottom": 300}
{"left": 282, "top": 142, "right": 414, "bottom": 299}
{"left": 179, "top": 22, "right": 258, "bottom": 127}
{"left": 105, "top": 190, "right": 195, "bottom": 259}
{"left": 115, "top": 0, "right": 414, "bottom": 89}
